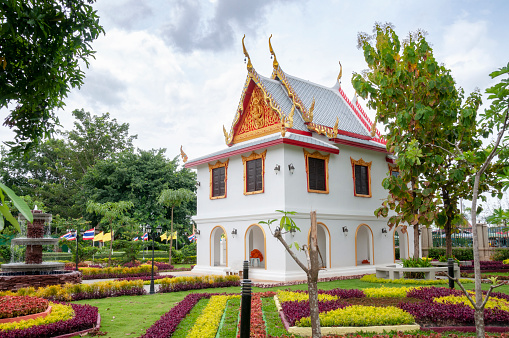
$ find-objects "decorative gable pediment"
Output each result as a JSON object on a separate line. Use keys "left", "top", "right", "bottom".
{"left": 232, "top": 85, "right": 281, "bottom": 144}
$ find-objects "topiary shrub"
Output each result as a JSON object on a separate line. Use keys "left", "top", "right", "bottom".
{"left": 492, "top": 248, "right": 509, "bottom": 261}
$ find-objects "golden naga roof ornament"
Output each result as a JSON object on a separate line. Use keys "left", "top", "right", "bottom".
{"left": 268, "top": 34, "right": 279, "bottom": 69}
{"left": 337, "top": 61, "right": 343, "bottom": 84}
{"left": 332, "top": 117, "right": 339, "bottom": 138}
{"left": 223, "top": 125, "right": 231, "bottom": 144}
{"left": 307, "top": 97, "right": 315, "bottom": 123}
{"left": 242, "top": 35, "right": 253, "bottom": 70}
{"left": 287, "top": 103, "right": 295, "bottom": 128}
{"left": 180, "top": 145, "right": 188, "bottom": 163}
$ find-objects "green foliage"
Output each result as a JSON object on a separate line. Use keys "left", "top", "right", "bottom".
{"left": 58, "top": 238, "right": 98, "bottom": 263}
{"left": 182, "top": 242, "right": 196, "bottom": 257}
{"left": 0, "top": 1, "right": 104, "bottom": 152}
{"left": 492, "top": 248, "right": 509, "bottom": 262}
{"left": 0, "top": 245, "right": 11, "bottom": 262}
{"left": 0, "top": 182, "right": 32, "bottom": 232}
{"left": 401, "top": 257, "right": 432, "bottom": 268}
{"left": 427, "top": 247, "right": 474, "bottom": 261}
{"left": 119, "top": 241, "right": 143, "bottom": 265}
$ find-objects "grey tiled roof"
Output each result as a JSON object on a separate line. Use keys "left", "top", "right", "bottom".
{"left": 282, "top": 74, "right": 370, "bottom": 137}
{"left": 186, "top": 132, "right": 338, "bottom": 166}
{"left": 258, "top": 76, "right": 308, "bottom": 132}
{"left": 335, "top": 133, "right": 387, "bottom": 150}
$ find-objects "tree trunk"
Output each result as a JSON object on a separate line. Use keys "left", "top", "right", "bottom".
{"left": 442, "top": 188, "right": 453, "bottom": 258}
{"left": 308, "top": 211, "right": 322, "bottom": 338}
{"left": 108, "top": 228, "right": 113, "bottom": 266}
{"left": 169, "top": 206, "right": 174, "bottom": 266}
{"left": 413, "top": 224, "right": 419, "bottom": 258}
{"left": 471, "top": 173, "right": 485, "bottom": 338}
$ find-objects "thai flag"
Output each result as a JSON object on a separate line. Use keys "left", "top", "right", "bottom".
{"left": 60, "top": 232, "right": 72, "bottom": 239}
{"left": 141, "top": 232, "right": 148, "bottom": 241}
{"left": 67, "top": 233, "right": 76, "bottom": 241}
{"left": 133, "top": 237, "right": 139, "bottom": 241}
{"left": 82, "top": 228, "right": 95, "bottom": 240}
{"left": 188, "top": 233, "right": 196, "bottom": 242}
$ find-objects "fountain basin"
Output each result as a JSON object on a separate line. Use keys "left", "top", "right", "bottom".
{"left": 10, "top": 238, "right": 60, "bottom": 246}
{"left": 1, "top": 262, "right": 65, "bottom": 273}
{"left": 0, "top": 270, "right": 81, "bottom": 291}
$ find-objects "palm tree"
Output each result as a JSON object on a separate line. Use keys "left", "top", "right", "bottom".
{"left": 158, "top": 188, "right": 195, "bottom": 265}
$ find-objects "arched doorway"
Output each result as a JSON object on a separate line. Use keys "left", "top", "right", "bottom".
{"left": 245, "top": 224, "right": 266, "bottom": 269}
{"left": 355, "top": 224, "right": 374, "bottom": 265}
{"left": 393, "top": 226, "right": 409, "bottom": 262}
{"left": 210, "top": 226, "right": 227, "bottom": 267}
{"left": 307, "top": 222, "right": 331, "bottom": 268}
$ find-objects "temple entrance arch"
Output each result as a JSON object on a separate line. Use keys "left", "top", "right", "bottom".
{"left": 307, "top": 222, "right": 331, "bottom": 268}
{"left": 210, "top": 226, "right": 227, "bottom": 267}
{"left": 355, "top": 224, "right": 374, "bottom": 265}
{"left": 393, "top": 226, "right": 409, "bottom": 262}
{"left": 245, "top": 224, "right": 266, "bottom": 269}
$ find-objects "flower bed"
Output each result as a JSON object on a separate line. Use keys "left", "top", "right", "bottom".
{"left": 187, "top": 295, "right": 239, "bottom": 338}
{"left": 0, "top": 302, "right": 73, "bottom": 331}
{"left": 116, "top": 275, "right": 173, "bottom": 283}
{"left": 361, "top": 274, "right": 473, "bottom": 285}
{"left": 461, "top": 260, "right": 509, "bottom": 272}
{"left": 4, "top": 280, "right": 146, "bottom": 301}
{"left": 0, "top": 302, "right": 98, "bottom": 338}
{"left": 79, "top": 264, "right": 157, "bottom": 279}
{"left": 0, "top": 296, "right": 49, "bottom": 319}
{"left": 253, "top": 274, "right": 365, "bottom": 288}
{"left": 158, "top": 275, "right": 240, "bottom": 293}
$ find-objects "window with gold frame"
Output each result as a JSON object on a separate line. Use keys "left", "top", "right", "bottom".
{"left": 242, "top": 150, "right": 267, "bottom": 195}
{"left": 209, "top": 160, "right": 228, "bottom": 199}
{"left": 350, "top": 157, "right": 372, "bottom": 197}
{"left": 388, "top": 164, "right": 400, "bottom": 178}
{"left": 304, "top": 149, "right": 330, "bottom": 194}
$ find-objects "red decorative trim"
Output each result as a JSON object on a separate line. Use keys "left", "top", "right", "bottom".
{"left": 185, "top": 138, "right": 339, "bottom": 167}
{"left": 331, "top": 138, "right": 388, "bottom": 153}
{"left": 287, "top": 128, "right": 312, "bottom": 136}
{"left": 229, "top": 80, "right": 257, "bottom": 146}
{"left": 386, "top": 156, "right": 395, "bottom": 164}
{"left": 336, "top": 129, "right": 371, "bottom": 140}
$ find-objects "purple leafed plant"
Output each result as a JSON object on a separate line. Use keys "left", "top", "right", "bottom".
{"left": 281, "top": 300, "right": 347, "bottom": 326}
{"left": 116, "top": 275, "right": 173, "bottom": 282}
{"left": 158, "top": 280, "right": 240, "bottom": 293}
{"left": 0, "top": 303, "right": 98, "bottom": 338}
{"left": 319, "top": 288, "right": 366, "bottom": 298}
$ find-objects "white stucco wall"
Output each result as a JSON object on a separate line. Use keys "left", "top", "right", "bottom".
{"left": 192, "top": 138, "right": 416, "bottom": 281}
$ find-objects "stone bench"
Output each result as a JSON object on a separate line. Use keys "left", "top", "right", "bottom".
{"left": 375, "top": 266, "right": 458, "bottom": 280}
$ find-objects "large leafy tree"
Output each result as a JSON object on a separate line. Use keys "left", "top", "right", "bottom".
{"left": 80, "top": 149, "right": 196, "bottom": 236}
{"left": 0, "top": 0, "right": 104, "bottom": 152}
{"left": 0, "top": 109, "right": 137, "bottom": 220}
{"left": 158, "top": 188, "right": 195, "bottom": 265}
{"left": 352, "top": 24, "right": 490, "bottom": 257}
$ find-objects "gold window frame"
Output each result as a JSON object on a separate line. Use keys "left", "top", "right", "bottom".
{"left": 304, "top": 149, "right": 330, "bottom": 194}
{"left": 209, "top": 160, "right": 229, "bottom": 199}
{"left": 242, "top": 150, "right": 267, "bottom": 195}
{"left": 388, "top": 164, "right": 399, "bottom": 178}
{"left": 350, "top": 157, "right": 372, "bottom": 198}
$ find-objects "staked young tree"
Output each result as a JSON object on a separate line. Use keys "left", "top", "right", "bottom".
{"left": 0, "top": 0, "right": 104, "bottom": 152}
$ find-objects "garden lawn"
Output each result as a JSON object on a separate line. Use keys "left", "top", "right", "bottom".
{"left": 71, "top": 278, "right": 509, "bottom": 337}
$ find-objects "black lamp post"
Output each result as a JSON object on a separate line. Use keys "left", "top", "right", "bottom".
{"left": 146, "top": 224, "right": 162, "bottom": 294}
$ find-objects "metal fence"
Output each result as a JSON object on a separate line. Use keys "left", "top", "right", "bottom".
{"left": 431, "top": 227, "right": 509, "bottom": 248}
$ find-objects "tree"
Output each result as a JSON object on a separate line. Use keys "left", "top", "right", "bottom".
{"left": 260, "top": 211, "right": 322, "bottom": 338}
{"left": 486, "top": 207, "right": 509, "bottom": 228}
{"left": 0, "top": 109, "right": 137, "bottom": 220}
{"left": 352, "top": 23, "right": 490, "bottom": 258}
{"left": 86, "top": 200, "right": 134, "bottom": 266}
{"left": 79, "top": 149, "right": 196, "bottom": 237}
{"left": 1, "top": 1, "right": 104, "bottom": 152}
{"left": 0, "top": 182, "right": 32, "bottom": 232}
{"left": 158, "top": 188, "right": 195, "bottom": 265}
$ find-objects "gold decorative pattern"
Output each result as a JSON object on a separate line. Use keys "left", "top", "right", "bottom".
{"left": 242, "top": 150, "right": 267, "bottom": 195}
{"left": 208, "top": 160, "right": 229, "bottom": 200}
{"left": 233, "top": 87, "right": 281, "bottom": 144}
{"left": 303, "top": 149, "right": 330, "bottom": 194}
{"left": 180, "top": 145, "right": 188, "bottom": 163}
{"left": 350, "top": 157, "right": 372, "bottom": 198}
{"left": 307, "top": 121, "right": 339, "bottom": 139}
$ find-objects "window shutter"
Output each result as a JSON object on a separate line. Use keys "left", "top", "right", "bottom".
{"left": 255, "top": 158, "right": 263, "bottom": 191}
{"left": 212, "top": 167, "right": 225, "bottom": 197}
{"left": 308, "top": 157, "right": 326, "bottom": 191}
{"left": 355, "top": 165, "right": 369, "bottom": 195}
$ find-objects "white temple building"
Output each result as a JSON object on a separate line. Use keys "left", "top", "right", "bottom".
{"left": 184, "top": 37, "right": 414, "bottom": 281}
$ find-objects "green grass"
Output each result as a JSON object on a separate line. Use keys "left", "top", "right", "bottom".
{"left": 70, "top": 278, "right": 509, "bottom": 337}
{"left": 262, "top": 296, "right": 287, "bottom": 337}
{"left": 217, "top": 297, "right": 240, "bottom": 338}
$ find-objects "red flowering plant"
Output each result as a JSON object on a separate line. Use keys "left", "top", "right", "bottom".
{"left": 0, "top": 296, "right": 49, "bottom": 319}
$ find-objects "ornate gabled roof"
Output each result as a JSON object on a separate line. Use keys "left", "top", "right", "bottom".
{"left": 222, "top": 36, "right": 386, "bottom": 150}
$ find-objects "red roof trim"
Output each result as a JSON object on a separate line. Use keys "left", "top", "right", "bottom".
{"left": 336, "top": 129, "right": 372, "bottom": 140}
{"left": 287, "top": 128, "right": 312, "bottom": 136}
{"left": 331, "top": 138, "right": 388, "bottom": 153}
{"left": 185, "top": 138, "right": 339, "bottom": 168}
{"left": 385, "top": 156, "right": 395, "bottom": 164}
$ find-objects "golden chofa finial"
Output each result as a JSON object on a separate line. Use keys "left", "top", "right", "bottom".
{"left": 242, "top": 34, "right": 253, "bottom": 70}
{"left": 180, "top": 145, "right": 188, "bottom": 163}
{"left": 337, "top": 61, "right": 343, "bottom": 84}
{"left": 268, "top": 34, "right": 279, "bottom": 69}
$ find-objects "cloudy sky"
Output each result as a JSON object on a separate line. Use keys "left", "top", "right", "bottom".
{"left": 1, "top": 0, "right": 508, "bottom": 165}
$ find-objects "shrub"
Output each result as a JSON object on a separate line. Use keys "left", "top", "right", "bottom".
{"left": 296, "top": 305, "right": 415, "bottom": 327}
{"left": 186, "top": 295, "right": 239, "bottom": 338}
{"left": 0, "top": 302, "right": 74, "bottom": 331}
{"left": 0, "top": 296, "right": 48, "bottom": 319}
{"left": 428, "top": 247, "right": 474, "bottom": 260}
{"left": 79, "top": 264, "right": 157, "bottom": 279}
{"left": 492, "top": 249, "right": 509, "bottom": 261}
{"left": 401, "top": 257, "right": 432, "bottom": 279}
{"left": 276, "top": 290, "right": 338, "bottom": 303}
{"left": 0, "top": 245, "right": 11, "bottom": 262}
{"left": 159, "top": 275, "right": 240, "bottom": 293}
{"left": 360, "top": 274, "right": 474, "bottom": 285}
{"left": 363, "top": 286, "right": 415, "bottom": 298}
